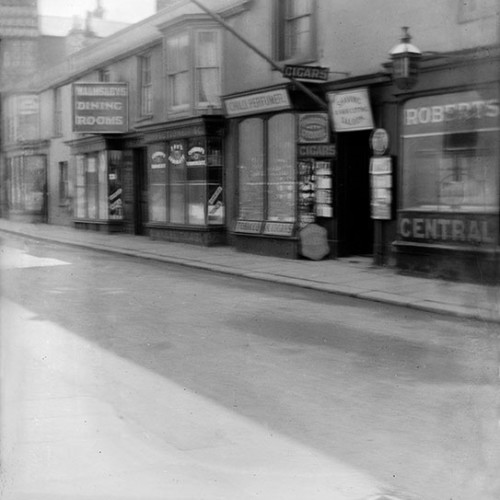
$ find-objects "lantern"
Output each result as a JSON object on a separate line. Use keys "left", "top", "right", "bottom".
{"left": 389, "top": 27, "right": 422, "bottom": 90}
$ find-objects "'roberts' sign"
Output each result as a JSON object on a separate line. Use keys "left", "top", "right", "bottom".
{"left": 73, "top": 83, "right": 128, "bottom": 133}
{"left": 224, "top": 89, "right": 291, "bottom": 117}
{"left": 398, "top": 213, "right": 498, "bottom": 246}
{"left": 403, "top": 90, "right": 499, "bottom": 135}
{"left": 328, "top": 88, "right": 374, "bottom": 132}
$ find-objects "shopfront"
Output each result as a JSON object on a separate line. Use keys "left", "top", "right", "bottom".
{"left": 68, "top": 136, "right": 127, "bottom": 233}
{"left": 225, "top": 85, "right": 337, "bottom": 259}
{"left": 3, "top": 145, "right": 48, "bottom": 223}
{"left": 138, "top": 116, "right": 226, "bottom": 246}
{"left": 394, "top": 87, "right": 500, "bottom": 281}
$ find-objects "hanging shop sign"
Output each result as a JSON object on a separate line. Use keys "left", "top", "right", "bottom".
{"left": 224, "top": 88, "right": 291, "bottom": 117}
{"left": 398, "top": 213, "right": 498, "bottom": 245}
{"left": 370, "top": 128, "right": 389, "bottom": 156}
{"left": 327, "top": 87, "right": 374, "bottom": 132}
{"left": 370, "top": 156, "right": 392, "bottom": 220}
{"left": 73, "top": 82, "right": 128, "bottom": 134}
{"left": 283, "top": 64, "right": 329, "bottom": 82}
{"left": 298, "top": 144, "right": 336, "bottom": 157}
{"left": 298, "top": 113, "right": 329, "bottom": 143}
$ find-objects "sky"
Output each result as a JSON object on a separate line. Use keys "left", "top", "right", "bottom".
{"left": 38, "top": 0, "right": 157, "bottom": 23}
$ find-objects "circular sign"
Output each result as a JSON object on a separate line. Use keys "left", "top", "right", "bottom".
{"left": 370, "top": 128, "right": 389, "bottom": 156}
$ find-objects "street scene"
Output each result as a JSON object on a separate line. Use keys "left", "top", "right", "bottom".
{"left": 1, "top": 232, "right": 499, "bottom": 500}
{"left": 1, "top": 0, "right": 500, "bottom": 499}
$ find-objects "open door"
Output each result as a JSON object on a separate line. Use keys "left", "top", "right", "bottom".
{"left": 336, "top": 130, "right": 373, "bottom": 256}
{"left": 133, "top": 148, "right": 149, "bottom": 235}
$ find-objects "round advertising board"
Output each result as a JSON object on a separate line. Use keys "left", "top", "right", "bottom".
{"left": 370, "top": 128, "right": 389, "bottom": 156}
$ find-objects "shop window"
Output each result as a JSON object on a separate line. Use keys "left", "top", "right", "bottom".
{"left": 6, "top": 155, "right": 46, "bottom": 213}
{"left": 238, "top": 113, "right": 296, "bottom": 222}
{"left": 402, "top": 91, "right": 500, "bottom": 213}
{"left": 239, "top": 118, "right": 264, "bottom": 220}
{"left": 165, "top": 28, "right": 222, "bottom": 114}
{"left": 139, "top": 54, "right": 153, "bottom": 116}
{"left": 147, "top": 137, "right": 224, "bottom": 226}
{"left": 74, "top": 151, "right": 123, "bottom": 220}
{"left": 274, "top": 0, "right": 316, "bottom": 62}
{"left": 267, "top": 114, "right": 296, "bottom": 222}
{"left": 3, "top": 94, "right": 40, "bottom": 143}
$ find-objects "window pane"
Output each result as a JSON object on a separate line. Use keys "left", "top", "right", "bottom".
{"left": 197, "top": 68, "right": 219, "bottom": 105}
{"left": 268, "top": 114, "right": 296, "bottom": 222}
{"left": 148, "top": 145, "right": 167, "bottom": 222}
{"left": 140, "top": 55, "right": 153, "bottom": 115}
{"left": 285, "top": 16, "right": 311, "bottom": 59}
{"left": 188, "top": 183, "right": 206, "bottom": 224}
{"left": 197, "top": 32, "right": 218, "bottom": 66}
{"left": 98, "top": 152, "right": 108, "bottom": 220}
{"left": 167, "top": 33, "right": 189, "bottom": 71}
{"left": 170, "top": 184, "right": 185, "bottom": 223}
{"left": 169, "top": 141, "right": 186, "bottom": 223}
{"left": 402, "top": 133, "right": 499, "bottom": 212}
{"left": 239, "top": 119, "right": 264, "bottom": 220}
{"left": 86, "top": 157, "right": 97, "bottom": 219}
{"left": 75, "top": 155, "right": 85, "bottom": 218}
{"left": 150, "top": 184, "right": 167, "bottom": 221}
{"left": 170, "top": 72, "right": 190, "bottom": 107}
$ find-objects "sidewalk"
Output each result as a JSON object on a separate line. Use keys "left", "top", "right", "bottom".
{"left": 0, "top": 219, "right": 499, "bottom": 323}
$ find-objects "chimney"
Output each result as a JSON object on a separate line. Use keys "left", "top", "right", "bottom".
{"left": 65, "top": 13, "right": 98, "bottom": 55}
{"left": 93, "top": 0, "right": 105, "bottom": 19}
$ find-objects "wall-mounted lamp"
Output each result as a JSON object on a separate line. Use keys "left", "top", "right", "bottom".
{"left": 389, "top": 27, "right": 422, "bottom": 90}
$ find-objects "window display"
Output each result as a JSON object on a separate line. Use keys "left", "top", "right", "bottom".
{"left": 267, "top": 114, "right": 296, "bottom": 222}
{"left": 237, "top": 113, "right": 296, "bottom": 229}
{"left": 147, "top": 136, "right": 224, "bottom": 226}
{"left": 402, "top": 90, "right": 499, "bottom": 213}
{"left": 74, "top": 151, "right": 123, "bottom": 221}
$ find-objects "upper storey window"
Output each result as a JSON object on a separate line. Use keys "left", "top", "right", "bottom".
{"left": 165, "top": 27, "right": 221, "bottom": 115}
{"left": 275, "top": 0, "right": 316, "bottom": 62}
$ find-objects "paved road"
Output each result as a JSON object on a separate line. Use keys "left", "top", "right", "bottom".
{"left": 1, "top": 236, "right": 499, "bottom": 500}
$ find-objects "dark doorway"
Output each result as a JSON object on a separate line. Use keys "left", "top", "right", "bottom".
{"left": 336, "top": 130, "right": 373, "bottom": 256}
{"left": 133, "top": 148, "right": 148, "bottom": 235}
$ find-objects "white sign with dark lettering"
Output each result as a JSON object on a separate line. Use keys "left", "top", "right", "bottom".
{"left": 328, "top": 88, "right": 374, "bottom": 132}
{"left": 73, "top": 83, "right": 129, "bottom": 133}
{"left": 224, "top": 89, "right": 291, "bottom": 117}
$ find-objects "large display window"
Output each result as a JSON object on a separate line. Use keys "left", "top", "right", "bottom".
{"left": 6, "top": 155, "right": 46, "bottom": 214}
{"left": 402, "top": 90, "right": 499, "bottom": 213}
{"left": 237, "top": 113, "right": 296, "bottom": 225}
{"left": 147, "top": 137, "right": 224, "bottom": 226}
{"left": 75, "top": 151, "right": 123, "bottom": 221}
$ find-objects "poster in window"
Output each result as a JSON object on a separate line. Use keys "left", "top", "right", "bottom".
{"left": 298, "top": 160, "right": 315, "bottom": 227}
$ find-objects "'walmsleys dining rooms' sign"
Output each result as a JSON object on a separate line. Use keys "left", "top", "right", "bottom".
{"left": 72, "top": 83, "right": 129, "bottom": 134}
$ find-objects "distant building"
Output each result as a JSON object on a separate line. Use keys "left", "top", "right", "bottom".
{"left": 0, "top": 0, "right": 129, "bottom": 91}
